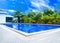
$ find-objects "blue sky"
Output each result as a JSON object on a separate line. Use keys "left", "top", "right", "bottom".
{"left": 0, "top": 0, "right": 60, "bottom": 14}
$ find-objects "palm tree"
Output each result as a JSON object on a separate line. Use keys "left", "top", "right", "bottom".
{"left": 35, "top": 12, "right": 43, "bottom": 23}
{"left": 27, "top": 10, "right": 36, "bottom": 23}
{"left": 44, "top": 8, "right": 54, "bottom": 16}
{"left": 22, "top": 14, "right": 28, "bottom": 23}
{"left": 13, "top": 10, "right": 23, "bottom": 23}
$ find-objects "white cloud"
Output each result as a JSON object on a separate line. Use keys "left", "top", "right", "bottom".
{"left": 30, "top": 0, "right": 51, "bottom": 9}
{"left": 8, "top": 10, "right": 15, "bottom": 13}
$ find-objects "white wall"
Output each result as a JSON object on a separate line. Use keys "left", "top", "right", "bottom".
{"left": 0, "top": 15, "right": 6, "bottom": 23}
{"left": 0, "top": 14, "right": 13, "bottom": 23}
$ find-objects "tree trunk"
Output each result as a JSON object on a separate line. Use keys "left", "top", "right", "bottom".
{"left": 18, "top": 17, "right": 20, "bottom": 23}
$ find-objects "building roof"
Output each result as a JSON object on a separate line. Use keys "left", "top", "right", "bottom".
{"left": 0, "top": 9, "right": 13, "bottom": 17}
{"left": 0, "top": 9, "right": 7, "bottom": 14}
{"left": 0, "top": 14, "right": 13, "bottom": 17}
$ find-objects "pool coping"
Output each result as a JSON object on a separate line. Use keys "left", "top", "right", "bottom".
{"left": 1, "top": 24, "right": 60, "bottom": 36}
{"left": 0, "top": 23, "right": 60, "bottom": 26}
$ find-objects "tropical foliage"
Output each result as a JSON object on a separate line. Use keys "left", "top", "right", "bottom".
{"left": 12, "top": 8, "right": 60, "bottom": 24}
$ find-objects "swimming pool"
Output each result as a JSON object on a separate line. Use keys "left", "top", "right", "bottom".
{"left": 3, "top": 24, "right": 60, "bottom": 33}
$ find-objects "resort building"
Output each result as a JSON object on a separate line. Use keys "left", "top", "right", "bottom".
{"left": 0, "top": 10, "right": 13, "bottom": 23}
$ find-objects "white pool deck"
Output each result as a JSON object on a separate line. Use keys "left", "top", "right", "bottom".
{"left": 0, "top": 25, "right": 60, "bottom": 43}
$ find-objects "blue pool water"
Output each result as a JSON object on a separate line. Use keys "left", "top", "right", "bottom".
{"left": 3, "top": 24, "right": 60, "bottom": 33}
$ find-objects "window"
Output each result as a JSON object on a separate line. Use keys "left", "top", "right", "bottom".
{"left": 6, "top": 17, "right": 13, "bottom": 22}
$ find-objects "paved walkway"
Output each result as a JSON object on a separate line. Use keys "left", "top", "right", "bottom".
{"left": 0, "top": 25, "right": 60, "bottom": 43}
